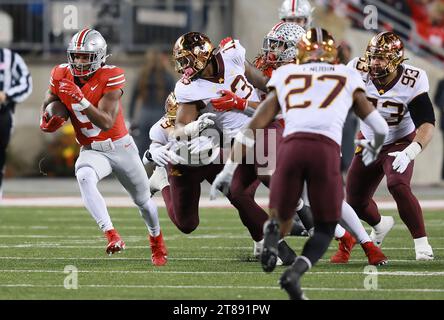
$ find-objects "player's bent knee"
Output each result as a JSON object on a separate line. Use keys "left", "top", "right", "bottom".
{"left": 176, "top": 220, "right": 198, "bottom": 234}
{"left": 75, "top": 166, "right": 98, "bottom": 185}
{"left": 388, "top": 182, "right": 411, "bottom": 198}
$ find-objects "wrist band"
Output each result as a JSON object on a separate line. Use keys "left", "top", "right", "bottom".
{"left": 78, "top": 97, "right": 91, "bottom": 110}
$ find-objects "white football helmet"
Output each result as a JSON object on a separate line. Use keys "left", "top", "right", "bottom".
{"left": 67, "top": 28, "right": 109, "bottom": 77}
{"left": 262, "top": 22, "right": 306, "bottom": 66}
{"left": 278, "top": 0, "right": 314, "bottom": 29}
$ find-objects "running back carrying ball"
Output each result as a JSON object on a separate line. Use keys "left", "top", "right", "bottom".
{"left": 45, "top": 100, "right": 69, "bottom": 122}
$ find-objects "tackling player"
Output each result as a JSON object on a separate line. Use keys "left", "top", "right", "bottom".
{"left": 169, "top": 32, "right": 297, "bottom": 265}
{"left": 39, "top": 28, "right": 168, "bottom": 266}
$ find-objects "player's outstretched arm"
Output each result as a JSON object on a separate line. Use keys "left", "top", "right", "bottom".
{"left": 244, "top": 60, "right": 269, "bottom": 92}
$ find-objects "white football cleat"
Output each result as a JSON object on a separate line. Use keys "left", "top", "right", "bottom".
{"left": 149, "top": 166, "right": 169, "bottom": 196}
{"left": 415, "top": 244, "right": 434, "bottom": 261}
{"left": 370, "top": 215, "right": 395, "bottom": 247}
{"left": 253, "top": 240, "right": 264, "bottom": 259}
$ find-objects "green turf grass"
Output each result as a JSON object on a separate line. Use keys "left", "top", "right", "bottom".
{"left": 0, "top": 206, "right": 443, "bottom": 299}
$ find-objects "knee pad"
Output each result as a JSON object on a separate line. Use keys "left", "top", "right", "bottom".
{"left": 76, "top": 166, "right": 98, "bottom": 185}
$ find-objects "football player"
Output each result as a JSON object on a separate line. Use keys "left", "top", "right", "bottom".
{"left": 170, "top": 32, "right": 297, "bottom": 265}
{"left": 39, "top": 28, "right": 168, "bottom": 266}
{"left": 345, "top": 31, "right": 436, "bottom": 260}
{"left": 278, "top": 0, "right": 314, "bottom": 28}
{"left": 211, "top": 28, "right": 389, "bottom": 299}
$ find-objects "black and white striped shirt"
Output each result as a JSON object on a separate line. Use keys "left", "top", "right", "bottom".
{"left": 0, "top": 48, "right": 32, "bottom": 104}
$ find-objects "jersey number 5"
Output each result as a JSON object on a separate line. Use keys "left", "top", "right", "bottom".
{"left": 284, "top": 74, "right": 346, "bottom": 111}
{"left": 71, "top": 105, "right": 102, "bottom": 137}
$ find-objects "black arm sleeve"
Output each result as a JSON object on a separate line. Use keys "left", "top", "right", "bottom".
{"left": 408, "top": 92, "right": 436, "bottom": 128}
{"left": 434, "top": 79, "right": 444, "bottom": 111}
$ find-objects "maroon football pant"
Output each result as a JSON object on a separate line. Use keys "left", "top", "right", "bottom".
{"left": 270, "top": 133, "right": 342, "bottom": 224}
{"left": 229, "top": 121, "right": 285, "bottom": 240}
{"left": 346, "top": 134, "right": 426, "bottom": 239}
{"left": 164, "top": 162, "right": 266, "bottom": 241}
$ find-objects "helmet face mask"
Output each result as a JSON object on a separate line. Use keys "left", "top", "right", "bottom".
{"left": 262, "top": 22, "right": 306, "bottom": 67}
{"left": 173, "top": 32, "right": 214, "bottom": 80}
{"left": 364, "top": 32, "right": 405, "bottom": 79}
{"left": 67, "top": 29, "right": 108, "bottom": 77}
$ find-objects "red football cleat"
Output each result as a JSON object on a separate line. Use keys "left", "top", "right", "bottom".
{"left": 330, "top": 230, "right": 357, "bottom": 264}
{"left": 362, "top": 241, "right": 388, "bottom": 265}
{"left": 149, "top": 231, "right": 168, "bottom": 266}
{"left": 105, "top": 229, "right": 125, "bottom": 255}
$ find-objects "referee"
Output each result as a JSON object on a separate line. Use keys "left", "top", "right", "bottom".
{"left": 0, "top": 48, "right": 32, "bottom": 199}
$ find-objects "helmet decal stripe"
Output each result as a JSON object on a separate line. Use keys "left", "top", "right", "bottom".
{"left": 292, "top": 0, "right": 296, "bottom": 13}
{"left": 316, "top": 27, "right": 323, "bottom": 43}
{"left": 76, "top": 28, "right": 91, "bottom": 48}
{"left": 272, "top": 21, "right": 285, "bottom": 31}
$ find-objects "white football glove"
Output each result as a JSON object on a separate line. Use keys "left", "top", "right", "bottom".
{"left": 150, "top": 142, "right": 185, "bottom": 167}
{"left": 209, "top": 160, "right": 238, "bottom": 200}
{"left": 188, "top": 136, "right": 215, "bottom": 155}
{"left": 355, "top": 139, "right": 382, "bottom": 166}
{"left": 183, "top": 113, "right": 216, "bottom": 137}
{"left": 388, "top": 142, "right": 422, "bottom": 174}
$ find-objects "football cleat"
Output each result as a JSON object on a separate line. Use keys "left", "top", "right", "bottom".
{"left": 362, "top": 241, "right": 388, "bottom": 265}
{"left": 149, "top": 166, "right": 169, "bottom": 196}
{"left": 261, "top": 219, "right": 280, "bottom": 273}
{"left": 415, "top": 244, "right": 434, "bottom": 261}
{"left": 279, "top": 268, "right": 308, "bottom": 300}
{"left": 330, "top": 230, "right": 356, "bottom": 264}
{"left": 370, "top": 215, "right": 395, "bottom": 247}
{"left": 278, "top": 240, "right": 297, "bottom": 266}
{"left": 289, "top": 216, "right": 309, "bottom": 237}
{"left": 149, "top": 231, "right": 168, "bottom": 266}
{"left": 105, "top": 229, "right": 126, "bottom": 255}
{"left": 253, "top": 239, "right": 264, "bottom": 259}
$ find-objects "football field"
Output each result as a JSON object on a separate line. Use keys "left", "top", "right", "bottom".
{"left": 0, "top": 206, "right": 443, "bottom": 300}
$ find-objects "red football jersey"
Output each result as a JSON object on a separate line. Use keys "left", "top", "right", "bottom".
{"left": 49, "top": 64, "right": 128, "bottom": 145}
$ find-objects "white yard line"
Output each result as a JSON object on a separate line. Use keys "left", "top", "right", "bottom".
{"left": 3, "top": 197, "right": 444, "bottom": 209}
{"left": 0, "top": 283, "right": 443, "bottom": 293}
{"left": 0, "top": 256, "right": 439, "bottom": 263}
{"left": 0, "top": 244, "right": 444, "bottom": 251}
{"left": 0, "top": 269, "right": 444, "bottom": 276}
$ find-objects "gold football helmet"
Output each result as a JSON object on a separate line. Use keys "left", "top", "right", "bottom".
{"left": 172, "top": 32, "right": 214, "bottom": 80}
{"left": 297, "top": 28, "right": 337, "bottom": 64}
{"left": 364, "top": 31, "right": 405, "bottom": 79}
{"left": 164, "top": 92, "right": 178, "bottom": 124}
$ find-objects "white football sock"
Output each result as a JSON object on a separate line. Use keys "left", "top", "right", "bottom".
{"left": 340, "top": 201, "right": 371, "bottom": 244}
{"left": 334, "top": 224, "right": 346, "bottom": 238}
{"left": 414, "top": 236, "right": 430, "bottom": 248}
{"left": 139, "top": 198, "right": 161, "bottom": 237}
{"left": 76, "top": 166, "right": 113, "bottom": 232}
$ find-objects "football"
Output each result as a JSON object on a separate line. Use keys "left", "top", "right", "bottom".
{"left": 45, "top": 100, "right": 69, "bottom": 121}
